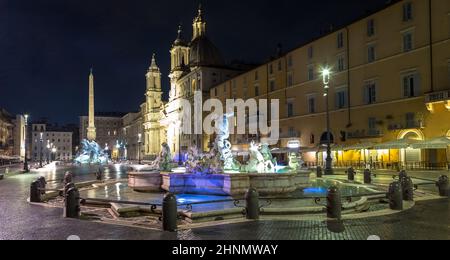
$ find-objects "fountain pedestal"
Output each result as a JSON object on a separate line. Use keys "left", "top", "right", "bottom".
{"left": 128, "top": 171, "right": 162, "bottom": 192}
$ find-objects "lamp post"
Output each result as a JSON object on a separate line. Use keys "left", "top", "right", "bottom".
{"left": 322, "top": 68, "right": 334, "bottom": 175}
{"left": 138, "top": 133, "right": 142, "bottom": 164}
{"left": 23, "top": 114, "right": 29, "bottom": 172}
{"left": 46, "top": 141, "right": 50, "bottom": 164}
{"left": 39, "top": 132, "right": 43, "bottom": 168}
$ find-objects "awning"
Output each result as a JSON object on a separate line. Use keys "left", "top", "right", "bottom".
{"left": 343, "top": 142, "right": 374, "bottom": 151}
{"left": 411, "top": 136, "right": 450, "bottom": 149}
{"left": 315, "top": 144, "right": 345, "bottom": 152}
{"left": 373, "top": 138, "right": 419, "bottom": 150}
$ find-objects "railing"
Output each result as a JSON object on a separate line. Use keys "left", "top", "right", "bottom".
{"left": 306, "top": 161, "right": 449, "bottom": 170}
{"left": 347, "top": 129, "right": 383, "bottom": 139}
{"left": 425, "top": 89, "right": 450, "bottom": 103}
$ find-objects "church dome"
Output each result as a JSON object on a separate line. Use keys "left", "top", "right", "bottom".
{"left": 189, "top": 36, "right": 225, "bottom": 67}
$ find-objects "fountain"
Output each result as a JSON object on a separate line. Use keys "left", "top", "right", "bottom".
{"left": 128, "top": 113, "right": 310, "bottom": 195}
{"left": 74, "top": 139, "right": 109, "bottom": 164}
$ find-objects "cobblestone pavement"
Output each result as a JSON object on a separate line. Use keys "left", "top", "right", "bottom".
{"left": 0, "top": 165, "right": 448, "bottom": 240}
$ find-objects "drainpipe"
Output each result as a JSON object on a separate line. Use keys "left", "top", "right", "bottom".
{"left": 429, "top": 0, "right": 434, "bottom": 93}
{"left": 346, "top": 27, "right": 352, "bottom": 127}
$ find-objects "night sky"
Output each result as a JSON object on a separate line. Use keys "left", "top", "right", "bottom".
{"left": 0, "top": 0, "right": 388, "bottom": 124}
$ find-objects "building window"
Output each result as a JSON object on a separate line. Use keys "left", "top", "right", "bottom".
{"left": 278, "top": 60, "right": 282, "bottom": 71}
{"left": 368, "top": 117, "right": 377, "bottom": 130}
{"left": 308, "top": 65, "right": 315, "bottom": 81}
{"left": 364, "top": 81, "right": 377, "bottom": 104}
{"left": 337, "top": 32, "right": 344, "bottom": 49}
{"left": 213, "top": 88, "right": 217, "bottom": 96}
{"left": 367, "top": 19, "right": 375, "bottom": 37}
{"left": 402, "top": 73, "right": 420, "bottom": 98}
{"left": 270, "top": 80, "right": 276, "bottom": 92}
{"left": 335, "top": 88, "right": 348, "bottom": 109}
{"left": 310, "top": 134, "right": 315, "bottom": 144}
{"left": 337, "top": 56, "right": 345, "bottom": 72}
{"left": 403, "top": 2, "right": 413, "bottom": 22}
{"left": 288, "top": 56, "right": 293, "bottom": 67}
{"left": 255, "top": 85, "right": 260, "bottom": 96}
{"left": 403, "top": 31, "right": 414, "bottom": 52}
{"left": 269, "top": 64, "right": 274, "bottom": 75}
{"left": 308, "top": 46, "right": 313, "bottom": 59}
{"left": 406, "top": 113, "right": 416, "bottom": 128}
{"left": 308, "top": 96, "right": 316, "bottom": 114}
{"left": 288, "top": 127, "right": 296, "bottom": 137}
{"left": 287, "top": 102, "right": 294, "bottom": 117}
{"left": 287, "top": 72, "right": 294, "bottom": 87}
{"left": 367, "top": 45, "right": 376, "bottom": 63}
{"left": 255, "top": 71, "right": 259, "bottom": 81}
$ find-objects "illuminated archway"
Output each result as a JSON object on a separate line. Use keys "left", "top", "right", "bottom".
{"left": 397, "top": 129, "right": 424, "bottom": 141}
{"left": 397, "top": 129, "right": 424, "bottom": 166}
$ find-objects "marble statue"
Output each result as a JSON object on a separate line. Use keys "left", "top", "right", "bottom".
{"left": 288, "top": 152, "right": 304, "bottom": 171}
{"left": 74, "top": 139, "right": 109, "bottom": 164}
{"left": 148, "top": 143, "right": 173, "bottom": 171}
{"left": 214, "top": 113, "right": 241, "bottom": 171}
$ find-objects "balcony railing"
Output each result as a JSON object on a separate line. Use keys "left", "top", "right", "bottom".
{"left": 347, "top": 129, "right": 384, "bottom": 139}
{"left": 425, "top": 89, "right": 450, "bottom": 103}
{"left": 280, "top": 132, "right": 301, "bottom": 139}
{"left": 388, "top": 121, "right": 424, "bottom": 130}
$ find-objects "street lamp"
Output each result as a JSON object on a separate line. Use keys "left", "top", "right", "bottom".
{"left": 46, "top": 141, "right": 50, "bottom": 164}
{"left": 322, "top": 68, "right": 333, "bottom": 175}
{"left": 39, "top": 132, "right": 43, "bottom": 168}
{"left": 138, "top": 133, "right": 142, "bottom": 164}
{"left": 23, "top": 114, "right": 29, "bottom": 172}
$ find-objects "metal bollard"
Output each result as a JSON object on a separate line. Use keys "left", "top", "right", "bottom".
{"left": 29, "top": 180, "right": 41, "bottom": 203}
{"left": 245, "top": 188, "right": 260, "bottom": 220}
{"left": 162, "top": 193, "right": 178, "bottom": 232}
{"left": 364, "top": 169, "right": 372, "bottom": 184}
{"left": 401, "top": 176, "right": 414, "bottom": 201}
{"left": 347, "top": 167, "right": 355, "bottom": 181}
{"left": 316, "top": 166, "right": 323, "bottom": 178}
{"left": 326, "top": 186, "right": 342, "bottom": 219}
{"left": 64, "top": 187, "right": 80, "bottom": 218}
{"left": 436, "top": 175, "right": 449, "bottom": 197}
{"left": 37, "top": 177, "right": 47, "bottom": 195}
{"left": 388, "top": 181, "right": 403, "bottom": 210}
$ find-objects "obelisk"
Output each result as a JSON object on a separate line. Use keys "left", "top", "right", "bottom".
{"left": 87, "top": 68, "right": 96, "bottom": 141}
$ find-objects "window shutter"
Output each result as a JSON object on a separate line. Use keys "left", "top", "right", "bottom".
{"left": 364, "top": 85, "right": 369, "bottom": 104}
{"left": 414, "top": 73, "right": 421, "bottom": 96}
{"left": 403, "top": 76, "right": 409, "bottom": 97}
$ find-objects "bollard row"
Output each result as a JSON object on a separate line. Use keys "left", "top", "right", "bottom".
{"left": 29, "top": 177, "right": 47, "bottom": 203}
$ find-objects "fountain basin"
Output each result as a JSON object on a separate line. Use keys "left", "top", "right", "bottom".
{"left": 160, "top": 171, "right": 311, "bottom": 196}
{"left": 128, "top": 171, "right": 162, "bottom": 192}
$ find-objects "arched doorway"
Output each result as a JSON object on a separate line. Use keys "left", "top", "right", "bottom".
{"left": 398, "top": 130, "right": 424, "bottom": 167}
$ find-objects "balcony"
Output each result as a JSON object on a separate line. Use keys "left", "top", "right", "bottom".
{"left": 388, "top": 121, "right": 424, "bottom": 131}
{"left": 280, "top": 131, "right": 301, "bottom": 139}
{"left": 425, "top": 89, "right": 450, "bottom": 112}
{"left": 347, "top": 129, "right": 384, "bottom": 139}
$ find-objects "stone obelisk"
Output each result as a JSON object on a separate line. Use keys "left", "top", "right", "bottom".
{"left": 87, "top": 68, "right": 96, "bottom": 141}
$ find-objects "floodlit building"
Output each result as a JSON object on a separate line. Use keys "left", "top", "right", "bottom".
{"left": 210, "top": 0, "right": 450, "bottom": 170}
{"left": 31, "top": 123, "right": 73, "bottom": 162}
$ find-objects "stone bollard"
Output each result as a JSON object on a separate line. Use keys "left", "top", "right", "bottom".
{"left": 436, "top": 175, "right": 449, "bottom": 197}
{"left": 401, "top": 176, "right": 414, "bottom": 201}
{"left": 162, "top": 193, "right": 178, "bottom": 232}
{"left": 245, "top": 188, "right": 260, "bottom": 220}
{"left": 63, "top": 172, "right": 73, "bottom": 185}
{"left": 316, "top": 166, "right": 323, "bottom": 178}
{"left": 347, "top": 167, "right": 355, "bottom": 181}
{"left": 64, "top": 187, "right": 80, "bottom": 218}
{"left": 29, "top": 180, "right": 41, "bottom": 203}
{"left": 388, "top": 181, "right": 403, "bottom": 210}
{"left": 37, "top": 177, "right": 47, "bottom": 195}
{"left": 326, "top": 186, "right": 342, "bottom": 219}
{"left": 64, "top": 182, "right": 76, "bottom": 198}
{"left": 96, "top": 169, "right": 102, "bottom": 181}
{"left": 399, "top": 170, "right": 408, "bottom": 181}
{"left": 364, "top": 169, "right": 372, "bottom": 184}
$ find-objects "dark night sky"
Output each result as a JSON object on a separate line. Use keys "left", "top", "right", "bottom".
{"left": 0, "top": 0, "right": 388, "bottom": 124}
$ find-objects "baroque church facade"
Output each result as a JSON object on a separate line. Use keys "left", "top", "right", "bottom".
{"left": 136, "top": 6, "right": 243, "bottom": 160}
